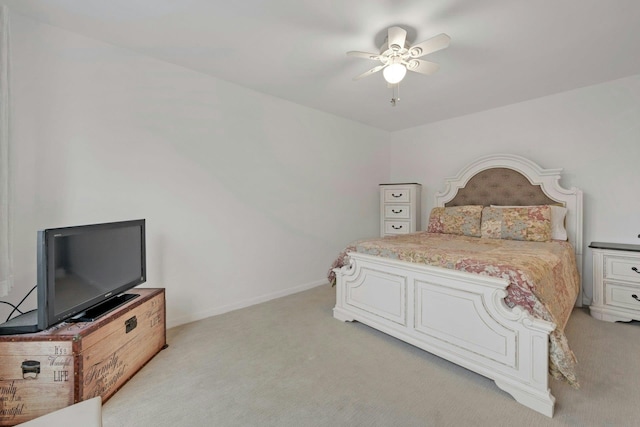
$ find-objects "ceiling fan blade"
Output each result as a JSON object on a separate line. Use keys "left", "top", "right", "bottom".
{"left": 408, "top": 33, "right": 451, "bottom": 58}
{"left": 406, "top": 59, "right": 440, "bottom": 75}
{"left": 346, "top": 51, "right": 381, "bottom": 61}
{"left": 387, "top": 26, "right": 407, "bottom": 51}
{"left": 353, "top": 64, "right": 386, "bottom": 80}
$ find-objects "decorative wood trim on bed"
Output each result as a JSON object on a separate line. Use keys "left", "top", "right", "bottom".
{"left": 333, "top": 154, "right": 583, "bottom": 418}
{"left": 435, "top": 153, "right": 583, "bottom": 306}
{"left": 334, "top": 253, "right": 556, "bottom": 416}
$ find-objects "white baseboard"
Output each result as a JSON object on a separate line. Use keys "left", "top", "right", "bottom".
{"left": 166, "top": 279, "right": 327, "bottom": 329}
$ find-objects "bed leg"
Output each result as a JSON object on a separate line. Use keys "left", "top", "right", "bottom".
{"left": 494, "top": 380, "right": 555, "bottom": 417}
{"left": 333, "top": 307, "right": 356, "bottom": 322}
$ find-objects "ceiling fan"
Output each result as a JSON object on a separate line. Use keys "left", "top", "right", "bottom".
{"left": 347, "top": 26, "right": 450, "bottom": 104}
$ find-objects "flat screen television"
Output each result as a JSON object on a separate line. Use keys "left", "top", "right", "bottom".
{"left": 36, "top": 219, "right": 146, "bottom": 330}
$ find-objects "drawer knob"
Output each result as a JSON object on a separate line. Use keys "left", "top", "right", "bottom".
{"left": 392, "top": 225, "right": 403, "bottom": 230}
{"left": 392, "top": 193, "right": 403, "bottom": 198}
{"left": 632, "top": 267, "right": 639, "bottom": 274}
{"left": 632, "top": 294, "right": 640, "bottom": 302}
{"left": 391, "top": 209, "right": 403, "bottom": 214}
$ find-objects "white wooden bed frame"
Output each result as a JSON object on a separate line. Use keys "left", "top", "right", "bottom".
{"left": 333, "top": 154, "right": 583, "bottom": 417}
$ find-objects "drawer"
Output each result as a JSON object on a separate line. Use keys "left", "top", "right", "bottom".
{"left": 604, "top": 282, "right": 640, "bottom": 311}
{"left": 384, "top": 220, "right": 411, "bottom": 234}
{"left": 604, "top": 255, "right": 640, "bottom": 284}
{"left": 384, "top": 204, "right": 411, "bottom": 219}
{"left": 383, "top": 188, "right": 411, "bottom": 203}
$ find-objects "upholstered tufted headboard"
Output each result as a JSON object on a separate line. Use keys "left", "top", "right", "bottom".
{"left": 444, "top": 168, "right": 558, "bottom": 207}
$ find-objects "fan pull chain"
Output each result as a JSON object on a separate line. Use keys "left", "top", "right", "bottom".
{"left": 390, "top": 84, "right": 400, "bottom": 106}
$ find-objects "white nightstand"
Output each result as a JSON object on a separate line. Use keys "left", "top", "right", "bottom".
{"left": 589, "top": 242, "right": 640, "bottom": 322}
{"left": 379, "top": 183, "right": 421, "bottom": 237}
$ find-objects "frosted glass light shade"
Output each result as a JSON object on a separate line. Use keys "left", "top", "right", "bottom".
{"left": 383, "top": 63, "right": 407, "bottom": 84}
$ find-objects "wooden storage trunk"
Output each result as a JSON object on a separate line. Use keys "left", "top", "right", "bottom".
{"left": 0, "top": 288, "right": 166, "bottom": 426}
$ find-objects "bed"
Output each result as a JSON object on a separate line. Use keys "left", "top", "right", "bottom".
{"left": 330, "top": 154, "right": 583, "bottom": 417}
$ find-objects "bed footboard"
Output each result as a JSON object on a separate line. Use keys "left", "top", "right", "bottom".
{"left": 333, "top": 252, "right": 557, "bottom": 417}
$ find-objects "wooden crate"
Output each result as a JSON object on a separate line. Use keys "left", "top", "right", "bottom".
{"left": 0, "top": 288, "right": 166, "bottom": 426}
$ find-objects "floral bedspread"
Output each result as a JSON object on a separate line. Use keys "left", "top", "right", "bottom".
{"left": 328, "top": 232, "right": 581, "bottom": 386}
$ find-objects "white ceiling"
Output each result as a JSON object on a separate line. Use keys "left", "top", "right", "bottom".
{"left": 2, "top": 0, "right": 640, "bottom": 131}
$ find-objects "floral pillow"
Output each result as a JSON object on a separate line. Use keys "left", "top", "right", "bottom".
{"left": 491, "top": 204, "right": 567, "bottom": 240}
{"left": 481, "top": 205, "right": 552, "bottom": 242}
{"left": 427, "top": 205, "right": 483, "bottom": 237}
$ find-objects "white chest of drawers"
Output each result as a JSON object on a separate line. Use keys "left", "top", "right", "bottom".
{"left": 589, "top": 242, "right": 640, "bottom": 322}
{"left": 379, "top": 183, "right": 421, "bottom": 237}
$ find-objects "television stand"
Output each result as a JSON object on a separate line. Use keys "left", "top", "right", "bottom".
{"left": 0, "top": 288, "right": 166, "bottom": 426}
{"left": 72, "top": 293, "right": 139, "bottom": 322}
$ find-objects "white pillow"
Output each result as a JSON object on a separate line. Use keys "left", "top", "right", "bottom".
{"left": 549, "top": 205, "right": 568, "bottom": 241}
{"left": 490, "top": 205, "right": 567, "bottom": 241}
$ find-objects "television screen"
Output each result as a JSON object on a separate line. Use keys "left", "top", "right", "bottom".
{"left": 37, "top": 219, "right": 146, "bottom": 330}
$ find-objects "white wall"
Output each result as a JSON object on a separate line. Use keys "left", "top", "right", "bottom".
{"left": 389, "top": 73, "right": 640, "bottom": 303}
{"left": 5, "top": 13, "right": 637, "bottom": 328}
{"left": 2, "top": 14, "right": 390, "bottom": 327}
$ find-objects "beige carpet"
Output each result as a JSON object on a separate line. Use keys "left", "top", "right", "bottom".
{"left": 102, "top": 285, "right": 639, "bottom": 426}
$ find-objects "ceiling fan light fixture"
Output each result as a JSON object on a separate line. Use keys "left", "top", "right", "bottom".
{"left": 383, "top": 63, "right": 407, "bottom": 84}
{"left": 347, "top": 27, "right": 450, "bottom": 105}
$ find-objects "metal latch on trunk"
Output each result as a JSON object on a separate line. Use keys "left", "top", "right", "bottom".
{"left": 125, "top": 316, "right": 137, "bottom": 333}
